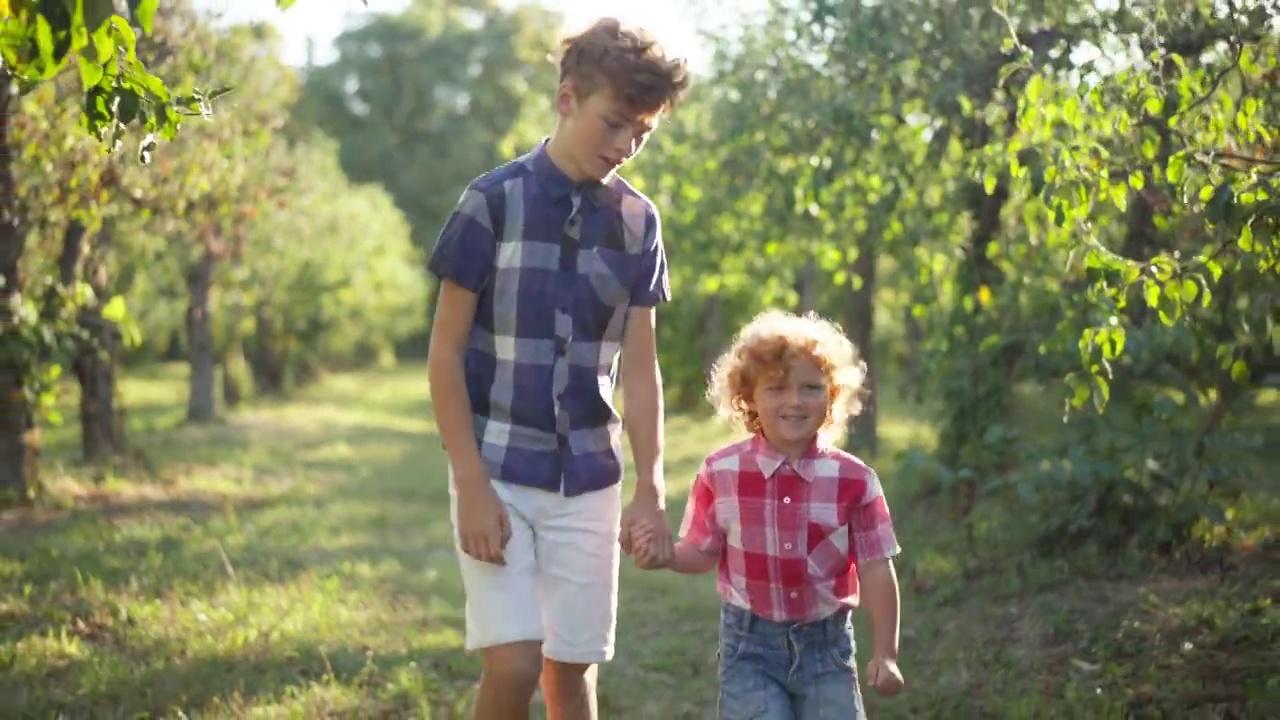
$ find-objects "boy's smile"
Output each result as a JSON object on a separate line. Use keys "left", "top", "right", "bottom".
{"left": 751, "top": 355, "right": 830, "bottom": 460}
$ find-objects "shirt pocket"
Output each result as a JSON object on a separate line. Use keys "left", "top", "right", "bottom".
{"left": 580, "top": 247, "right": 636, "bottom": 308}
{"left": 806, "top": 519, "right": 853, "bottom": 580}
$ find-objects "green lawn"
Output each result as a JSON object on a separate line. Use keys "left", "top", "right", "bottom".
{"left": 1, "top": 363, "right": 1274, "bottom": 718}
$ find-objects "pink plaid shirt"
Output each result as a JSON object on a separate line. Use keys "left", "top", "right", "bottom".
{"left": 678, "top": 434, "right": 900, "bottom": 623}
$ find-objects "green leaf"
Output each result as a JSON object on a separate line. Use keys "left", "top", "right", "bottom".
{"left": 1167, "top": 153, "right": 1186, "bottom": 184}
{"left": 1091, "top": 373, "right": 1110, "bottom": 412}
{"left": 1128, "top": 172, "right": 1145, "bottom": 190}
{"left": 1143, "top": 279, "right": 1160, "bottom": 308}
{"left": 1230, "top": 360, "right": 1249, "bottom": 384}
{"left": 1238, "top": 224, "right": 1255, "bottom": 252}
{"left": 1063, "top": 95, "right": 1082, "bottom": 128}
{"left": 77, "top": 56, "right": 104, "bottom": 88}
{"left": 1026, "top": 74, "right": 1044, "bottom": 104}
{"left": 101, "top": 295, "right": 128, "bottom": 324}
{"left": 983, "top": 168, "right": 997, "bottom": 195}
{"left": 1100, "top": 326, "right": 1125, "bottom": 360}
{"left": 1069, "top": 374, "right": 1090, "bottom": 409}
{"left": 133, "top": 0, "right": 159, "bottom": 34}
{"left": 88, "top": 24, "right": 115, "bottom": 63}
{"left": 1110, "top": 183, "right": 1128, "bottom": 211}
{"left": 1180, "top": 278, "right": 1198, "bottom": 304}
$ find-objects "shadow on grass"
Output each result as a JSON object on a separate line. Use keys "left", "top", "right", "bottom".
{"left": 3, "top": 636, "right": 478, "bottom": 718}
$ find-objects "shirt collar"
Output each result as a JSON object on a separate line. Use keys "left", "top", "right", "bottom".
{"left": 751, "top": 433, "right": 823, "bottom": 483}
{"left": 529, "top": 138, "right": 612, "bottom": 206}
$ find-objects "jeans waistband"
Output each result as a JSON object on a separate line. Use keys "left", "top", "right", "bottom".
{"left": 720, "top": 601, "right": 851, "bottom": 640}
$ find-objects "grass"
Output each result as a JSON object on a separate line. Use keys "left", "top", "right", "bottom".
{"left": 1, "top": 362, "right": 1275, "bottom": 718}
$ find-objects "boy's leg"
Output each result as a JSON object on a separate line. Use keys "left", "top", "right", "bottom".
{"left": 534, "top": 482, "right": 624, "bottom": 720}
{"left": 449, "top": 472, "right": 544, "bottom": 719}
{"left": 792, "top": 614, "right": 865, "bottom": 720}
{"left": 718, "top": 604, "right": 795, "bottom": 720}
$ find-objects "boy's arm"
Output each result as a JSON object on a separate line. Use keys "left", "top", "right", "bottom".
{"left": 618, "top": 203, "right": 672, "bottom": 565}
{"left": 425, "top": 185, "right": 508, "bottom": 564}
{"left": 425, "top": 185, "right": 496, "bottom": 486}
{"left": 620, "top": 306, "right": 669, "bottom": 562}
{"left": 859, "top": 558, "right": 901, "bottom": 660}
{"left": 666, "top": 539, "right": 720, "bottom": 574}
{"left": 851, "top": 470, "right": 903, "bottom": 661}
{"left": 621, "top": 306, "right": 665, "bottom": 501}
{"left": 427, "top": 280, "right": 486, "bottom": 483}
{"left": 631, "top": 520, "right": 717, "bottom": 574}
{"left": 659, "top": 462, "right": 722, "bottom": 574}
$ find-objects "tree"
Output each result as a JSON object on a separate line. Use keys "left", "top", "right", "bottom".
{"left": 0, "top": 0, "right": 298, "bottom": 500}
{"left": 296, "top": 0, "right": 563, "bottom": 345}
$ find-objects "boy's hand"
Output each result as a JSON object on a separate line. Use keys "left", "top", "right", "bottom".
{"left": 866, "top": 656, "right": 905, "bottom": 697}
{"left": 454, "top": 472, "right": 512, "bottom": 566}
{"left": 623, "top": 517, "right": 672, "bottom": 569}
{"left": 620, "top": 497, "right": 672, "bottom": 566}
{"left": 637, "top": 526, "right": 674, "bottom": 569}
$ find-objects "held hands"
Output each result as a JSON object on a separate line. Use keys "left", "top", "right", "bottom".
{"left": 620, "top": 500, "right": 673, "bottom": 569}
{"left": 866, "top": 656, "right": 905, "bottom": 697}
{"left": 627, "top": 519, "right": 674, "bottom": 569}
{"left": 454, "top": 469, "right": 512, "bottom": 565}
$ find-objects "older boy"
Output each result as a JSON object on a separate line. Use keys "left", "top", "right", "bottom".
{"left": 425, "top": 17, "right": 690, "bottom": 720}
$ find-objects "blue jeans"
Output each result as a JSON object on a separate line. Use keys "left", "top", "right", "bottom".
{"left": 717, "top": 602, "right": 865, "bottom": 720}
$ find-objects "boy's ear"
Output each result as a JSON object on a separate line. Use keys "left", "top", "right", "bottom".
{"left": 555, "top": 80, "right": 577, "bottom": 118}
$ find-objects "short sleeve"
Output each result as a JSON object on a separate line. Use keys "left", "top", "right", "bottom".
{"left": 678, "top": 462, "right": 724, "bottom": 554}
{"left": 427, "top": 185, "right": 498, "bottom": 293}
{"left": 849, "top": 469, "right": 902, "bottom": 562}
{"left": 629, "top": 208, "right": 671, "bottom": 307}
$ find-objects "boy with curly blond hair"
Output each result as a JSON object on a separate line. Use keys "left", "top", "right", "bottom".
{"left": 425, "top": 16, "right": 690, "bottom": 720}
{"left": 634, "top": 309, "right": 907, "bottom": 719}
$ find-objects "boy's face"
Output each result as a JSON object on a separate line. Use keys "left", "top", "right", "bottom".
{"left": 750, "top": 356, "right": 829, "bottom": 457}
{"left": 556, "top": 79, "right": 661, "bottom": 182}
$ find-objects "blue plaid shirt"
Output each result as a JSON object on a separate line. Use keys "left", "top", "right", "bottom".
{"left": 428, "top": 140, "right": 671, "bottom": 497}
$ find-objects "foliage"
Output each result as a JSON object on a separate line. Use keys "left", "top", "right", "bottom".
{"left": 295, "top": 0, "right": 563, "bottom": 257}
{"left": 5, "top": 3, "right": 423, "bottom": 498}
{"left": 619, "top": 0, "right": 1277, "bottom": 553}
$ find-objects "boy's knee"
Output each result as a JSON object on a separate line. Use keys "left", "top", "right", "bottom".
{"left": 481, "top": 641, "right": 543, "bottom": 693}
{"left": 542, "top": 657, "right": 595, "bottom": 682}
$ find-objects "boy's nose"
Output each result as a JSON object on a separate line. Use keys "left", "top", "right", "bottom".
{"left": 613, "top": 137, "right": 637, "bottom": 161}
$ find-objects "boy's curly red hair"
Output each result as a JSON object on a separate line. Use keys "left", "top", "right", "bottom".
{"left": 707, "top": 310, "right": 868, "bottom": 442}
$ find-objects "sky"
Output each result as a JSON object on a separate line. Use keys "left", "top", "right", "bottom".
{"left": 192, "top": 0, "right": 762, "bottom": 72}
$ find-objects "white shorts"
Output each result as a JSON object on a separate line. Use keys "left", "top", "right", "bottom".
{"left": 448, "top": 469, "right": 623, "bottom": 664}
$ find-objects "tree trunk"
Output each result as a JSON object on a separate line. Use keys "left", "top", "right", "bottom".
{"left": 702, "top": 294, "right": 724, "bottom": 378}
{"left": 795, "top": 255, "right": 818, "bottom": 314}
{"left": 248, "top": 304, "right": 285, "bottom": 396}
{"left": 900, "top": 305, "right": 924, "bottom": 404}
{"left": 186, "top": 245, "right": 217, "bottom": 423}
{"left": 0, "top": 73, "right": 36, "bottom": 502}
{"left": 76, "top": 226, "right": 124, "bottom": 464}
{"left": 221, "top": 244, "right": 245, "bottom": 409}
{"left": 844, "top": 241, "right": 877, "bottom": 457}
{"left": 222, "top": 351, "right": 243, "bottom": 408}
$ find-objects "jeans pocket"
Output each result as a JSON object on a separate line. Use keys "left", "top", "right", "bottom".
{"left": 718, "top": 643, "right": 769, "bottom": 720}
{"left": 826, "top": 624, "right": 858, "bottom": 671}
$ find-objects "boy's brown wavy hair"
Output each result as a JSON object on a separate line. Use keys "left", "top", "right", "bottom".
{"left": 558, "top": 18, "right": 691, "bottom": 116}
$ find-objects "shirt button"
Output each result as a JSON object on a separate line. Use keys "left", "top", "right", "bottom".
{"left": 784, "top": 543, "right": 793, "bottom": 551}
{"left": 783, "top": 496, "right": 791, "bottom": 504}
{"left": 789, "top": 591, "right": 798, "bottom": 599}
